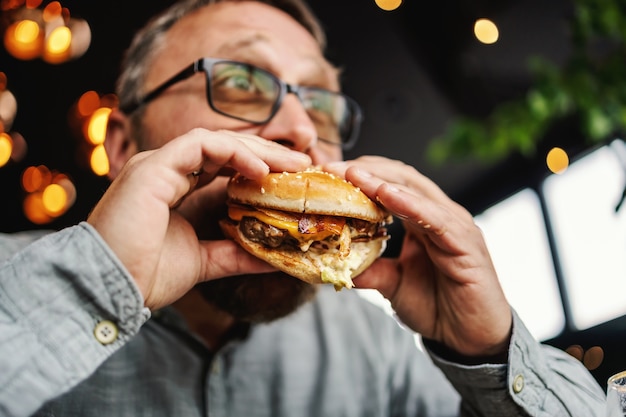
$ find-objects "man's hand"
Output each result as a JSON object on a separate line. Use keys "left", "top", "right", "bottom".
{"left": 88, "top": 128, "right": 311, "bottom": 310}
{"left": 324, "top": 156, "right": 512, "bottom": 358}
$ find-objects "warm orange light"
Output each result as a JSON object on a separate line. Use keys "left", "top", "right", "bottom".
{"left": 90, "top": 144, "right": 110, "bottom": 176}
{"left": 375, "top": 0, "right": 402, "bottom": 11}
{"left": 0, "top": 133, "right": 13, "bottom": 167}
{"left": 474, "top": 18, "right": 499, "bottom": 44}
{"left": 26, "top": 0, "right": 44, "bottom": 9}
{"left": 42, "top": 183, "right": 67, "bottom": 215}
{"left": 23, "top": 192, "right": 52, "bottom": 224}
{"left": 21, "top": 165, "right": 51, "bottom": 192}
{"left": 43, "top": 25, "right": 71, "bottom": 63}
{"left": 0, "top": 89, "right": 18, "bottom": 130}
{"left": 546, "top": 147, "right": 569, "bottom": 174}
{"left": 86, "top": 107, "right": 112, "bottom": 145}
{"left": 68, "top": 18, "right": 91, "bottom": 59}
{"left": 43, "top": 2, "right": 63, "bottom": 22}
{"left": 53, "top": 174, "right": 77, "bottom": 208}
{"left": 4, "top": 19, "right": 43, "bottom": 60}
{"left": 47, "top": 25, "right": 71, "bottom": 53}
{"left": 14, "top": 19, "right": 40, "bottom": 43}
{"left": 77, "top": 90, "right": 100, "bottom": 117}
{"left": 8, "top": 132, "right": 27, "bottom": 162}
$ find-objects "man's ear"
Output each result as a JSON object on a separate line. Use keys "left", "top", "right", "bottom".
{"left": 104, "top": 109, "right": 138, "bottom": 180}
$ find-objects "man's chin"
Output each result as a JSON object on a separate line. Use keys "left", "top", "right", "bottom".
{"left": 196, "top": 271, "right": 318, "bottom": 323}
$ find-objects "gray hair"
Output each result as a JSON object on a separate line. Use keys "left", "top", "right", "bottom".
{"left": 116, "top": 0, "right": 326, "bottom": 129}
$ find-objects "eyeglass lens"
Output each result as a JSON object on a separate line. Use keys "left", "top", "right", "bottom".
{"left": 208, "top": 61, "right": 353, "bottom": 146}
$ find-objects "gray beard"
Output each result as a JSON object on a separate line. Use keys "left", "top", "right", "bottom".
{"left": 196, "top": 272, "right": 318, "bottom": 323}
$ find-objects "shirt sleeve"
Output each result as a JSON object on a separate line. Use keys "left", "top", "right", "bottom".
{"left": 423, "top": 309, "right": 606, "bottom": 416}
{"left": 0, "top": 222, "right": 150, "bottom": 417}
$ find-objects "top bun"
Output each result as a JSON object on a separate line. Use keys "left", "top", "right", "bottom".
{"left": 227, "top": 168, "right": 388, "bottom": 222}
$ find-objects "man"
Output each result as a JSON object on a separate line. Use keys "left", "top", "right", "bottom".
{"left": 0, "top": 0, "right": 605, "bottom": 416}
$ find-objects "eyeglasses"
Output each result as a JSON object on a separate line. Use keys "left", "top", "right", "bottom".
{"left": 120, "top": 58, "right": 363, "bottom": 150}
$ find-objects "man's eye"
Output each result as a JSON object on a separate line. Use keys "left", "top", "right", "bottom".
{"left": 224, "top": 74, "right": 255, "bottom": 91}
{"left": 305, "top": 94, "right": 332, "bottom": 112}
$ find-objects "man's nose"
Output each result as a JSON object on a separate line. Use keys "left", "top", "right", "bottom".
{"left": 257, "top": 94, "right": 318, "bottom": 152}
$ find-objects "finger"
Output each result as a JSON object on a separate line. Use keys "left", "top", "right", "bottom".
{"left": 325, "top": 158, "right": 469, "bottom": 220}
{"left": 210, "top": 129, "right": 312, "bottom": 177}
{"left": 157, "top": 128, "right": 310, "bottom": 180}
{"left": 352, "top": 257, "right": 400, "bottom": 298}
{"left": 199, "top": 239, "right": 277, "bottom": 280}
{"left": 143, "top": 129, "right": 310, "bottom": 207}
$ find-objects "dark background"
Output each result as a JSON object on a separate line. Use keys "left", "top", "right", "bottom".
{"left": 3, "top": 0, "right": 619, "bottom": 387}
{"left": 0, "top": 0, "right": 583, "bottom": 232}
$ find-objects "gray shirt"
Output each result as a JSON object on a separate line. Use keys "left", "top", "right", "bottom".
{"left": 0, "top": 223, "right": 605, "bottom": 416}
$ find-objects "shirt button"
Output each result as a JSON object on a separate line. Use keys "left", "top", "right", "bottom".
{"left": 512, "top": 374, "right": 525, "bottom": 393}
{"left": 94, "top": 320, "right": 119, "bottom": 345}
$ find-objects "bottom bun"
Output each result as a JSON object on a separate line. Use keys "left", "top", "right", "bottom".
{"left": 220, "top": 220, "right": 386, "bottom": 290}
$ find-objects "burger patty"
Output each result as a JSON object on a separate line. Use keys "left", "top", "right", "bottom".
{"left": 239, "top": 216, "right": 387, "bottom": 250}
{"left": 240, "top": 217, "right": 296, "bottom": 249}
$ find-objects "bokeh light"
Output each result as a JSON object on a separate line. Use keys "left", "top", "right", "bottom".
{"left": 42, "top": 1, "right": 62, "bottom": 22}
{"left": 3, "top": 2, "right": 91, "bottom": 62}
{"left": 23, "top": 192, "right": 52, "bottom": 224}
{"left": 4, "top": 19, "right": 43, "bottom": 60}
{"left": 8, "top": 132, "right": 28, "bottom": 163}
{"left": 43, "top": 25, "right": 71, "bottom": 63}
{"left": 20, "top": 165, "right": 76, "bottom": 223}
{"left": 21, "top": 165, "right": 51, "bottom": 193}
{"left": 547, "top": 147, "right": 569, "bottom": 174}
{"left": 70, "top": 91, "right": 116, "bottom": 176}
{"left": 375, "top": 0, "right": 402, "bottom": 11}
{"left": 474, "top": 18, "right": 499, "bottom": 44}
{"left": 86, "top": 107, "right": 112, "bottom": 145}
{"left": 42, "top": 183, "right": 67, "bottom": 215}
{"left": 77, "top": 90, "right": 100, "bottom": 117}
{"left": 90, "top": 144, "right": 110, "bottom": 176}
{"left": 26, "top": 0, "right": 44, "bottom": 8}
{"left": 0, "top": 88, "right": 18, "bottom": 131}
{"left": 0, "top": 133, "right": 13, "bottom": 167}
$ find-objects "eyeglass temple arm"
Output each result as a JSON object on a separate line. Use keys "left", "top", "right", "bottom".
{"left": 119, "top": 61, "right": 202, "bottom": 114}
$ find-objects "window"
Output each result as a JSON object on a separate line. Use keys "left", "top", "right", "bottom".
{"left": 475, "top": 188, "right": 565, "bottom": 340}
{"left": 542, "top": 140, "right": 626, "bottom": 330}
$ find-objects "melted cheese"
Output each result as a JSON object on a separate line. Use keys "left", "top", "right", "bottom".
{"left": 228, "top": 206, "right": 336, "bottom": 246}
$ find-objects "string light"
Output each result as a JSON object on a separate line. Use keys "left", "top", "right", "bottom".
{"left": 0, "top": 133, "right": 13, "bottom": 167}
{"left": 546, "top": 147, "right": 569, "bottom": 174}
{"left": 4, "top": 19, "right": 43, "bottom": 60}
{"left": 474, "top": 18, "right": 499, "bottom": 44}
{"left": 20, "top": 165, "right": 76, "bottom": 224}
{"left": 90, "top": 144, "right": 110, "bottom": 176}
{"left": 374, "top": 0, "right": 402, "bottom": 11}
{"left": 2, "top": 1, "right": 91, "bottom": 63}
{"left": 86, "top": 107, "right": 112, "bottom": 145}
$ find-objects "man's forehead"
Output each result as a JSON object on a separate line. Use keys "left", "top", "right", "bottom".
{"left": 159, "top": 3, "right": 339, "bottom": 85}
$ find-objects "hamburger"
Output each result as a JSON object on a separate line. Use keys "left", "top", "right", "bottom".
{"left": 219, "top": 168, "right": 392, "bottom": 290}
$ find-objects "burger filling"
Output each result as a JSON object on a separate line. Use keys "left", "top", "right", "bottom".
{"left": 227, "top": 204, "right": 389, "bottom": 289}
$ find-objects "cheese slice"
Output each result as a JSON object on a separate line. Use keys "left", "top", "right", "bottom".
{"left": 228, "top": 206, "right": 338, "bottom": 245}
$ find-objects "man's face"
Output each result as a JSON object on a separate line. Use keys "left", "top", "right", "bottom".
{"left": 140, "top": 1, "right": 343, "bottom": 164}
{"left": 133, "top": 1, "right": 348, "bottom": 322}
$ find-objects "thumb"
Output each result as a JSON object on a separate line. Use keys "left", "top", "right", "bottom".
{"left": 352, "top": 258, "right": 400, "bottom": 300}
{"left": 200, "top": 239, "right": 277, "bottom": 281}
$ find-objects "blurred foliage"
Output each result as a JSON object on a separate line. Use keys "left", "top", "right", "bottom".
{"left": 428, "top": 0, "right": 626, "bottom": 163}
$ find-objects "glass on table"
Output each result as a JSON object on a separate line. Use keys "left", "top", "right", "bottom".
{"left": 607, "top": 371, "right": 626, "bottom": 417}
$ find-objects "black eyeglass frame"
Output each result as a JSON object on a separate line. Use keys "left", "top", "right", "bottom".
{"left": 119, "top": 58, "right": 363, "bottom": 150}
